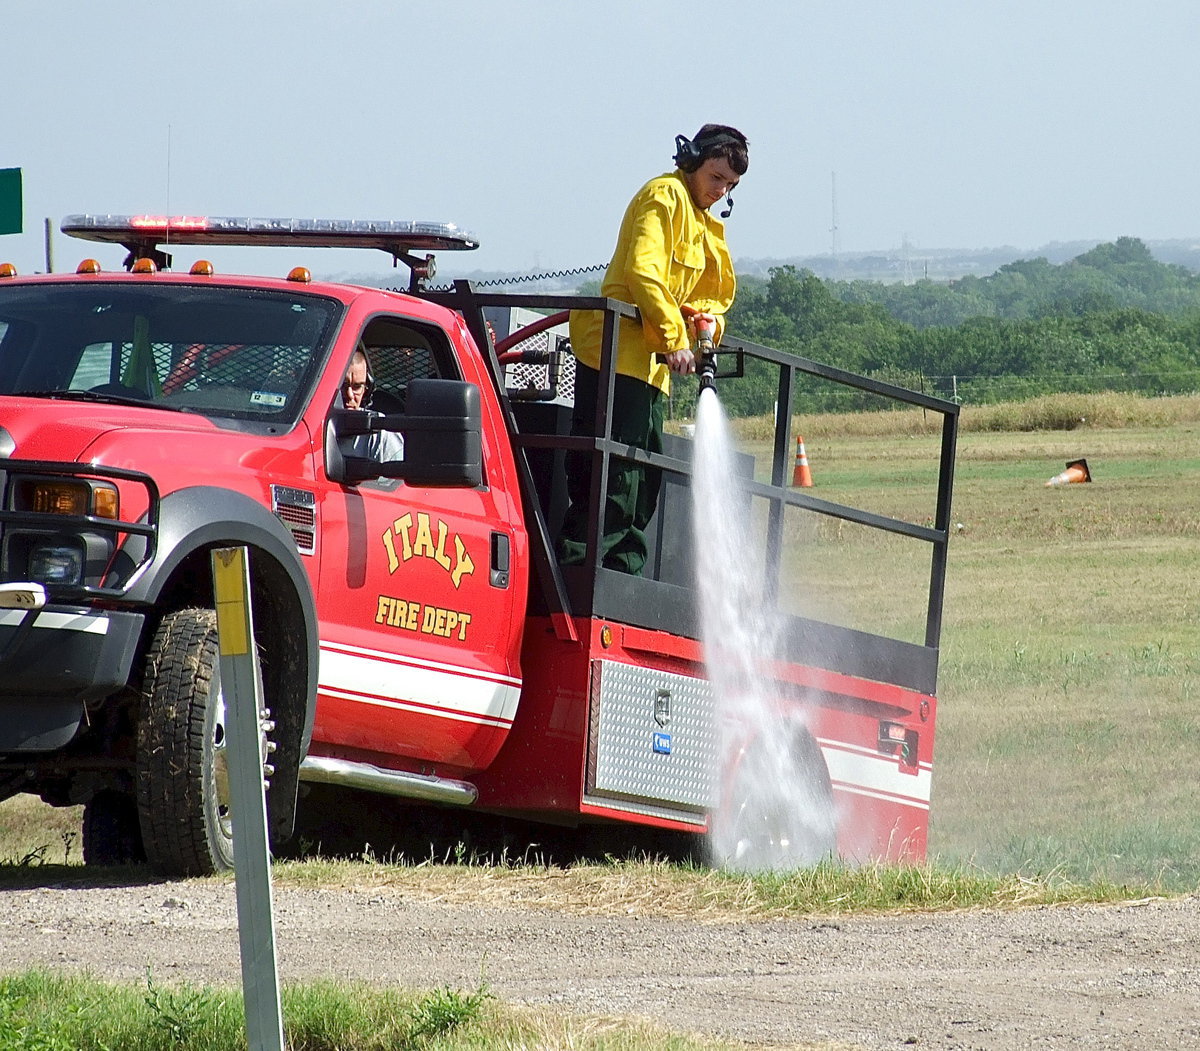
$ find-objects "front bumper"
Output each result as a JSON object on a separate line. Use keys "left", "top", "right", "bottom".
{"left": 0, "top": 605, "right": 144, "bottom": 751}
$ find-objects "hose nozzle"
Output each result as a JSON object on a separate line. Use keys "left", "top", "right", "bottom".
{"left": 693, "top": 312, "right": 717, "bottom": 393}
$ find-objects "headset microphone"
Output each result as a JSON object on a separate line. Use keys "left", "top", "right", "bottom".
{"left": 720, "top": 194, "right": 734, "bottom": 219}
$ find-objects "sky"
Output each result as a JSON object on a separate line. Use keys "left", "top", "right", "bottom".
{"left": 3, "top": 1, "right": 1200, "bottom": 283}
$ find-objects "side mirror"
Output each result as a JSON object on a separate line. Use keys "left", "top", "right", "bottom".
{"left": 326, "top": 409, "right": 388, "bottom": 484}
{"left": 384, "top": 379, "right": 482, "bottom": 488}
{"left": 325, "top": 380, "right": 483, "bottom": 488}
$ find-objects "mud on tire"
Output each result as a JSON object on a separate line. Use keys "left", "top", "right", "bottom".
{"left": 136, "top": 607, "right": 233, "bottom": 877}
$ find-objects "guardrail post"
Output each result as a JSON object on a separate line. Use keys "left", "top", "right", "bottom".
{"left": 212, "top": 546, "right": 286, "bottom": 1051}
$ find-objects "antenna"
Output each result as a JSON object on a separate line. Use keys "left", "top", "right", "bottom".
{"left": 164, "top": 125, "right": 172, "bottom": 264}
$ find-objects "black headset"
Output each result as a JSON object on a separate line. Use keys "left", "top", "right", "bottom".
{"left": 673, "top": 130, "right": 745, "bottom": 217}
{"left": 672, "top": 130, "right": 746, "bottom": 173}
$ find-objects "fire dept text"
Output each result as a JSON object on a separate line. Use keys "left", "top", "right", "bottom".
{"left": 375, "top": 594, "right": 472, "bottom": 641}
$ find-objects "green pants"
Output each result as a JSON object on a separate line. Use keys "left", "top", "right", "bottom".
{"left": 556, "top": 363, "right": 664, "bottom": 575}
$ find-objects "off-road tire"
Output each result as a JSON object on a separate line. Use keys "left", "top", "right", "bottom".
{"left": 715, "top": 725, "right": 837, "bottom": 872}
{"left": 136, "top": 607, "right": 234, "bottom": 876}
{"left": 81, "top": 789, "right": 146, "bottom": 866}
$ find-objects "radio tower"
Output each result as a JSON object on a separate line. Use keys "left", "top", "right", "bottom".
{"left": 829, "top": 172, "right": 839, "bottom": 269}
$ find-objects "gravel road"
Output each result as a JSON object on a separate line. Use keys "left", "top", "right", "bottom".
{"left": 2, "top": 877, "right": 1198, "bottom": 1050}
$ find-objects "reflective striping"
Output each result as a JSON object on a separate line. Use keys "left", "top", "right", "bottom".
{"left": 320, "top": 687, "right": 517, "bottom": 729}
{"left": 319, "top": 642, "right": 521, "bottom": 726}
{"left": 322, "top": 639, "right": 521, "bottom": 688}
{"left": 0, "top": 609, "right": 110, "bottom": 635}
{"left": 832, "top": 781, "right": 930, "bottom": 812}
{"left": 820, "top": 738, "right": 932, "bottom": 810}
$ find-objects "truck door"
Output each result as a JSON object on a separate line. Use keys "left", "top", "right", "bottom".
{"left": 314, "top": 315, "right": 522, "bottom": 776}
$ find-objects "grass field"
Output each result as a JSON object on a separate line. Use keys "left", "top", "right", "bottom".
{"left": 734, "top": 392, "right": 1200, "bottom": 890}
{"left": 0, "top": 969, "right": 752, "bottom": 1051}
{"left": 935, "top": 428, "right": 1199, "bottom": 890}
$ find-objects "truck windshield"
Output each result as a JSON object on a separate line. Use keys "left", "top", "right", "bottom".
{"left": 0, "top": 283, "right": 341, "bottom": 425}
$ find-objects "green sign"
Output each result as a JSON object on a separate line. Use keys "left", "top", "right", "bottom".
{"left": 0, "top": 168, "right": 22, "bottom": 235}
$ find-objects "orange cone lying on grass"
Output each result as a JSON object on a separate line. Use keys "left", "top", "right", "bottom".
{"left": 792, "top": 435, "right": 814, "bottom": 487}
{"left": 1045, "top": 458, "right": 1091, "bottom": 487}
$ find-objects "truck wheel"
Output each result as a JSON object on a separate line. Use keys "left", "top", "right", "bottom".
{"left": 82, "top": 789, "right": 146, "bottom": 865}
{"left": 136, "top": 607, "right": 234, "bottom": 876}
{"left": 711, "top": 726, "right": 837, "bottom": 872}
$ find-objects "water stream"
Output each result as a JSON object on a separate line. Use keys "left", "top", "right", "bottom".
{"left": 692, "top": 388, "right": 838, "bottom": 871}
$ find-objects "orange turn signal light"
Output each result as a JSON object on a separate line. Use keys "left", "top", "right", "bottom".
{"left": 20, "top": 479, "right": 120, "bottom": 520}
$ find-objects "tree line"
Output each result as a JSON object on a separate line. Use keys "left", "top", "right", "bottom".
{"left": 679, "top": 236, "right": 1200, "bottom": 417}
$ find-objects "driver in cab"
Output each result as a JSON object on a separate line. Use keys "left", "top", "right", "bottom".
{"left": 339, "top": 346, "right": 404, "bottom": 462}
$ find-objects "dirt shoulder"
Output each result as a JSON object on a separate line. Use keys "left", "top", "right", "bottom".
{"left": 1, "top": 876, "right": 1197, "bottom": 1050}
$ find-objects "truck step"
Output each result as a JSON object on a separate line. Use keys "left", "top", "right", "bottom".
{"left": 299, "top": 756, "right": 477, "bottom": 807}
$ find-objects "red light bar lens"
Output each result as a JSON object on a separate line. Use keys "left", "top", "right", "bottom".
{"left": 128, "top": 215, "right": 210, "bottom": 233}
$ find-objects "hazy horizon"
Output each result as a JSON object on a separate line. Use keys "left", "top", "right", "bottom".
{"left": 6, "top": 2, "right": 1199, "bottom": 282}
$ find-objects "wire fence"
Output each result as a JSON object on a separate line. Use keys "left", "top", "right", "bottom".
{"left": 669, "top": 366, "right": 1200, "bottom": 420}
{"left": 918, "top": 370, "right": 1200, "bottom": 406}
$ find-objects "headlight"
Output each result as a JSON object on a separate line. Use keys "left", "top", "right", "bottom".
{"left": 28, "top": 541, "right": 85, "bottom": 585}
{"left": 5, "top": 532, "right": 113, "bottom": 589}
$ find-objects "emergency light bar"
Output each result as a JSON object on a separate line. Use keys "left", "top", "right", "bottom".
{"left": 61, "top": 214, "right": 479, "bottom": 256}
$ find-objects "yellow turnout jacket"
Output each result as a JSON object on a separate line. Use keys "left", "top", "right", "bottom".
{"left": 569, "top": 170, "right": 736, "bottom": 395}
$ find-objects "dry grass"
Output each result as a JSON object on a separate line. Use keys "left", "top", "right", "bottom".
{"left": 486, "top": 1003, "right": 848, "bottom": 1051}
{"left": 270, "top": 854, "right": 1152, "bottom": 920}
{"left": 0, "top": 796, "right": 81, "bottom": 866}
{"left": 1, "top": 791, "right": 1158, "bottom": 917}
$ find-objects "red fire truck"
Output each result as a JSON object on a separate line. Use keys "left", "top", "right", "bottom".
{"left": 0, "top": 215, "right": 958, "bottom": 875}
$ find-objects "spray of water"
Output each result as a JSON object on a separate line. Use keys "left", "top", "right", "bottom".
{"left": 693, "top": 388, "right": 838, "bottom": 872}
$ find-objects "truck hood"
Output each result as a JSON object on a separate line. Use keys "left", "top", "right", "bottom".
{"left": 0, "top": 398, "right": 313, "bottom": 470}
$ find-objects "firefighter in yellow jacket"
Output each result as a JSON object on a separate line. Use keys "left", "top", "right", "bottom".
{"left": 558, "top": 124, "right": 749, "bottom": 574}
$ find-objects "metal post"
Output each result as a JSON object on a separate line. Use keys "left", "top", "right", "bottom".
{"left": 211, "top": 547, "right": 286, "bottom": 1051}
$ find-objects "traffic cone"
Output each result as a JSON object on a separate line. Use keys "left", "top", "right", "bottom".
{"left": 1045, "top": 458, "right": 1091, "bottom": 487}
{"left": 792, "top": 435, "right": 814, "bottom": 487}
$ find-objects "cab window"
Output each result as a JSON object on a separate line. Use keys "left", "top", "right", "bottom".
{"left": 0, "top": 283, "right": 340, "bottom": 429}
{"left": 354, "top": 317, "right": 460, "bottom": 414}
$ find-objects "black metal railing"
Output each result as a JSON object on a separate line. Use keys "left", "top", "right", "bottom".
{"left": 419, "top": 284, "right": 960, "bottom": 690}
